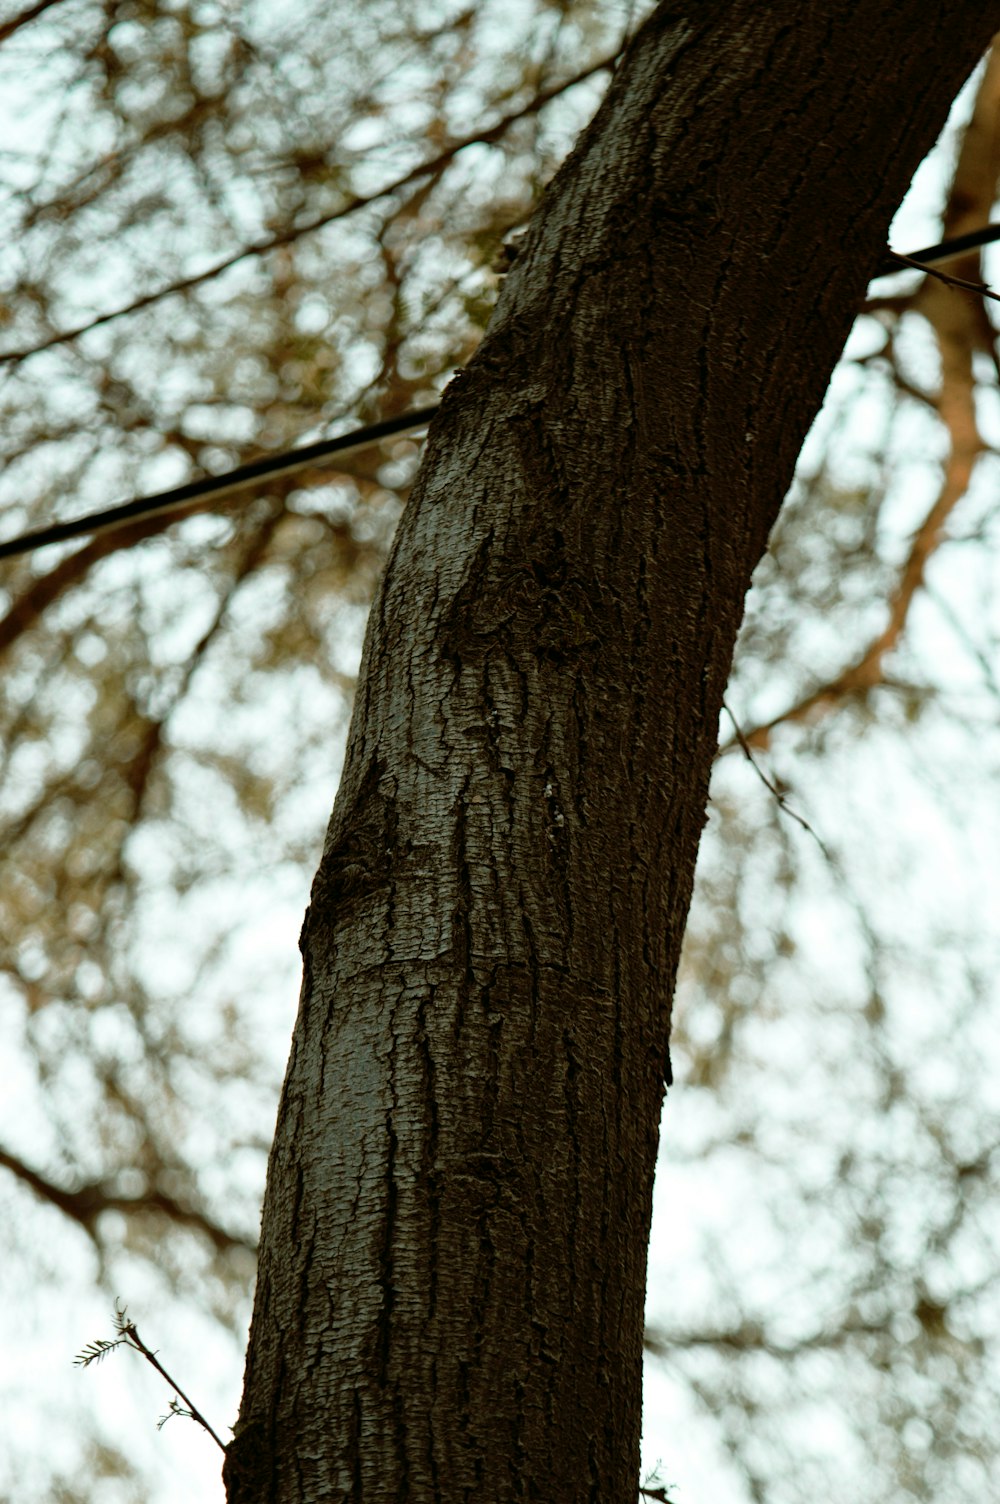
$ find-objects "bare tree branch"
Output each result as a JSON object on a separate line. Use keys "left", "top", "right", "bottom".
{"left": 722, "top": 44, "right": 1000, "bottom": 753}
{"left": 0, "top": 1145, "right": 255, "bottom": 1253}
{"left": 0, "top": 53, "right": 617, "bottom": 370}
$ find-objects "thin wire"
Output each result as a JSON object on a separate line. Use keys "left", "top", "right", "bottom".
{"left": 876, "top": 221, "right": 1000, "bottom": 276}
{"left": 0, "top": 406, "right": 439, "bottom": 561}
{"left": 1, "top": 222, "right": 998, "bottom": 564}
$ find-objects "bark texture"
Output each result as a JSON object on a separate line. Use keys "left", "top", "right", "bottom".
{"left": 227, "top": 5, "right": 1000, "bottom": 1499}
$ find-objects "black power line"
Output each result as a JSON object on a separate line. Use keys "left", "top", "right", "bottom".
{"left": 876, "top": 221, "right": 1000, "bottom": 277}
{"left": 0, "top": 406, "right": 439, "bottom": 562}
{"left": 1, "top": 224, "right": 999, "bottom": 565}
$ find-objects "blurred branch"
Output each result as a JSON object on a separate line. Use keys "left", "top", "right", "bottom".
{"left": 924, "top": 580, "right": 1000, "bottom": 703}
{"left": 0, "top": 440, "right": 394, "bottom": 636}
{"left": 0, "top": 51, "right": 618, "bottom": 371}
{"left": 0, "top": 515, "right": 184, "bottom": 658}
{"left": 723, "top": 44, "right": 1000, "bottom": 754}
{"left": 0, "top": 0, "right": 66, "bottom": 46}
{"left": 0, "top": 1145, "right": 255, "bottom": 1253}
{"left": 644, "top": 1317, "right": 888, "bottom": 1358}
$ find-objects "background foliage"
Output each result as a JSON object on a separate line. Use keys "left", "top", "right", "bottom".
{"left": 1, "top": 2, "right": 999, "bottom": 1499}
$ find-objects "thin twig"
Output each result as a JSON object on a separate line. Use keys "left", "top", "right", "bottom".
{"left": 123, "top": 1321, "right": 226, "bottom": 1452}
{"left": 75, "top": 1303, "right": 226, "bottom": 1454}
{"left": 885, "top": 250, "right": 1000, "bottom": 303}
{"left": 721, "top": 699, "right": 830, "bottom": 858}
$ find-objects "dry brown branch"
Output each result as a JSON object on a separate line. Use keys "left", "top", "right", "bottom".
{"left": 0, "top": 516, "right": 182, "bottom": 659}
{"left": 724, "top": 44, "right": 1000, "bottom": 753}
{"left": 0, "top": 455, "right": 383, "bottom": 647}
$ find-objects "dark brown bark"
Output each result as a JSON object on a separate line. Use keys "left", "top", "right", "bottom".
{"left": 227, "top": 5, "right": 1000, "bottom": 1500}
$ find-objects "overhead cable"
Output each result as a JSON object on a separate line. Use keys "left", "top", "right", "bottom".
{"left": 876, "top": 220, "right": 1000, "bottom": 277}
{"left": 0, "top": 406, "right": 439, "bottom": 561}
{"left": 1, "top": 223, "right": 999, "bottom": 564}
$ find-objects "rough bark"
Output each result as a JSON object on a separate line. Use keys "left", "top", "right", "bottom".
{"left": 227, "top": 5, "right": 1000, "bottom": 1500}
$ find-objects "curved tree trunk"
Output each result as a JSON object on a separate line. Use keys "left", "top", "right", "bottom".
{"left": 226, "top": 4, "right": 999, "bottom": 1499}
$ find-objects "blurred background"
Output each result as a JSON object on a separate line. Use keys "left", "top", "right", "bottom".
{"left": 1, "top": 2, "right": 998, "bottom": 1499}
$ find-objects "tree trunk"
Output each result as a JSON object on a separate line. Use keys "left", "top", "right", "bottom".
{"left": 226, "top": 4, "right": 999, "bottom": 1499}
